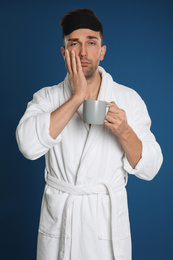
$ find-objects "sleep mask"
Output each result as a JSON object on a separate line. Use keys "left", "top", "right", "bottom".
{"left": 62, "top": 12, "right": 103, "bottom": 35}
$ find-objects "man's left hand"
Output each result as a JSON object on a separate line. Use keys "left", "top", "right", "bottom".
{"left": 105, "top": 102, "right": 129, "bottom": 138}
{"left": 105, "top": 101, "right": 142, "bottom": 168}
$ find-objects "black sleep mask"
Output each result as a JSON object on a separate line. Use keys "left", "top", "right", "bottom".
{"left": 62, "top": 12, "right": 103, "bottom": 35}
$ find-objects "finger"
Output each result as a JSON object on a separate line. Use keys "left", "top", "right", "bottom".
{"left": 106, "top": 101, "right": 116, "bottom": 105}
{"left": 107, "top": 111, "right": 118, "bottom": 118}
{"left": 106, "top": 102, "right": 113, "bottom": 105}
{"left": 107, "top": 102, "right": 120, "bottom": 113}
{"left": 107, "top": 101, "right": 119, "bottom": 109}
{"left": 108, "top": 106, "right": 119, "bottom": 114}
{"left": 104, "top": 121, "right": 114, "bottom": 129}
{"left": 104, "top": 120, "right": 117, "bottom": 133}
{"left": 105, "top": 114, "right": 116, "bottom": 124}
{"left": 65, "top": 49, "right": 72, "bottom": 75}
{"left": 76, "top": 55, "right": 82, "bottom": 73}
{"left": 71, "top": 50, "right": 77, "bottom": 74}
{"left": 106, "top": 103, "right": 114, "bottom": 113}
{"left": 106, "top": 112, "right": 122, "bottom": 123}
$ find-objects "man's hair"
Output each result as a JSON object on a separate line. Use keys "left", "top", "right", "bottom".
{"left": 59, "top": 8, "right": 103, "bottom": 46}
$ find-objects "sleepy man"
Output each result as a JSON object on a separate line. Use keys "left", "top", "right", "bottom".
{"left": 16, "top": 8, "right": 163, "bottom": 260}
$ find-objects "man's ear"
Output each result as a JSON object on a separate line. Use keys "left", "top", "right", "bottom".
{"left": 61, "top": 47, "right": 65, "bottom": 59}
{"left": 100, "top": 45, "right": 107, "bottom": 61}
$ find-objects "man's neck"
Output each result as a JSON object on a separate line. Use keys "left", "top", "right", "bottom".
{"left": 85, "top": 70, "right": 102, "bottom": 100}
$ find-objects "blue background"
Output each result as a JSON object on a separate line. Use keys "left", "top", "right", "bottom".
{"left": 0, "top": 0, "right": 173, "bottom": 259}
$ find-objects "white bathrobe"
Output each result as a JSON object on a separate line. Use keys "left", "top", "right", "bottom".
{"left": 16, "top": 66, "right": 163, "bottom": 260}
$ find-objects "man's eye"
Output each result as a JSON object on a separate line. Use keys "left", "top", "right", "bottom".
{"left": 71, "top": 42, "right": 77, "bottom": 46}
{"left": 89, "top": 42, "right": 95, "bottom": 45}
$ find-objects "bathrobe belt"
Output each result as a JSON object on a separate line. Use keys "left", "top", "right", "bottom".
{"left": 45, "top": 172, "right": 126, "bottom": 260}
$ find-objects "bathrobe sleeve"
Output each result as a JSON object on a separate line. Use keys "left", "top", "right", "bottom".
{"left": 123, "top": 90, "right": 163, "bottom": 181}
{"left": 16, "top": 87, "right": 61, "bottom": 160}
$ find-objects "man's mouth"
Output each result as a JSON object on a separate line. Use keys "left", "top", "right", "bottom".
{"left": 81, "top": 62, "right": 89, "bottom": 66}
{"left": 81, "top": 60, "right": 91, "bottom": 67}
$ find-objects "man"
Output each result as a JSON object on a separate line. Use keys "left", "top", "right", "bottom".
{"left": 16, "top": 8, "right": 163, "bottom": 260}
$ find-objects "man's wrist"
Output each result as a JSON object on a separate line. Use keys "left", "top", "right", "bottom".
{"left": 71, "top": 93, "right": 85, "bottom": 107}
{"left": 118, "top": 125, "right": 132, "bottom": 142}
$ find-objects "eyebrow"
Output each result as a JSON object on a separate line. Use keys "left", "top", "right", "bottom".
{"left": 68, "top": 36, "right": 99, "bottom": 42}
{"left": 68, "top": 38, "right": 79, "bottom": 42}
{"left": 87, "top": 36, "right": 99, "bottom": 40}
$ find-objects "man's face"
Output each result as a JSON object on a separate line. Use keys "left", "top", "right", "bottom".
{"left": 61, "top": 29, "right": 106, "bottom": 79}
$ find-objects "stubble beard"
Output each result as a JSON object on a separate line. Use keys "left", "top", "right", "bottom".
{"left": 83, "top": 58, "right": 100, "bottom": 80}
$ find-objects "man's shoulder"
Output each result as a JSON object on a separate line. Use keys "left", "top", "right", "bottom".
{"left": 28, "top": 81, "right": 66, "bottom": 110}
{"left": 32, "top": 80, "right": 65, "bottom": 100}
{"left": 112, "top": 80, "right": 146, "bottom": 113}
{"left": 112, "top": 80, "right": 137, "bottom": 97}
{"left": 37, "top": 81, "right": 64, "bottom": 95}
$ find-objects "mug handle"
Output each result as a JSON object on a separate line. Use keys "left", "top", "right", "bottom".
{"left": 104, "top": 104, "right": 111, "bottom": 123}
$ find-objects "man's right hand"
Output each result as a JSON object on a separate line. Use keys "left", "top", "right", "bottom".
{"left": 49, "top": 49, "right": 88, "bottom": 139}
{"left": 65, "top": 49, "right": 88, "bottom": 101}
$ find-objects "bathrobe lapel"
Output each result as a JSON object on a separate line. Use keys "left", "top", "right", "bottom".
{"left": 73, "top": 67, "right": 118, "bottom": 184}
{"left": 63, "top": 67, "right": 119, "bottom": 185}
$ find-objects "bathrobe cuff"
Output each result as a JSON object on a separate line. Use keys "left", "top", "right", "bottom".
{"left": 36, "top": 112, "right": 61, "bottom": 148}
{"left": 123, "top": 141, "right": 148, "bottom": 175}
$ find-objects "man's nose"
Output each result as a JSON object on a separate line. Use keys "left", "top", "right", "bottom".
{"left": 79, "top": 44, "right": 87, "bottom": 57}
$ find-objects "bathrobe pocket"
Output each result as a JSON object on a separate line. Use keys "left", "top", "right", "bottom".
{"left": 97, "top": 190, "right": 129, "bottom": 240}
{"left": 38, "top": 185, "right": 69, "bottom": 238}
{"left": 97, "top": 194, "right": 112, "bottom": 240}
{"left": 116, "top": 189, "right": 130, "bottom": 239}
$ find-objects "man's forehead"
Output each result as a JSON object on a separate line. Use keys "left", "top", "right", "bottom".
{"left": 65, "top": 29, "right": 101, "bottom": 43}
